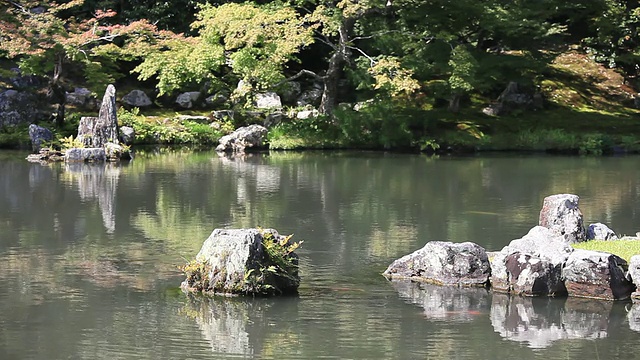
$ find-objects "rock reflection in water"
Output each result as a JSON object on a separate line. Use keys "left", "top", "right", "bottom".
{"left": 627, "top": 303, "right": 640, "bottom": 333}
{"left": 65, "top": 162, "right": 120, "bottom": 233}
{"left": 183, "top": 295, "right": 299, "bottom": 357}
{"left": 391, "top": 280, "right": 491, "bottom": 322}
{"left": 490, "top": 294, "right": 626, "bottom": 349}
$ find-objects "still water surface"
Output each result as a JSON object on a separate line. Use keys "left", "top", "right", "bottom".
{"left": 1, "top": 150, "right": 640, "bottom": 359}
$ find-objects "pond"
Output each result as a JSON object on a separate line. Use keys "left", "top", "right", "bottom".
{"left": 1, "top": 149, "right": 639, "bottom": 359}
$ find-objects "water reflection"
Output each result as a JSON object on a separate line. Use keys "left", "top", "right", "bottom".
{"left": 490, "top": 294, "right": 626, "bottom": 349}
{"left": 391, "top": 280, "right": 491, "bottom": 322}
{"left": 182, "top": 295, "right": 300, "bottom": 357}
{"left": 389, "top": 280, "right": 634, "bottom": 349}
{"left": 64, "top": 162, "right": 121, "bottom": 233}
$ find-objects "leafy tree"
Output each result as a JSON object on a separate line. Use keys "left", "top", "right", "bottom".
{"left": 0, "top": 0, "right": 174, "bottom": 125}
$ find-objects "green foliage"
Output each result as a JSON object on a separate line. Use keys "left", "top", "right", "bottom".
{"left": 136, "top": 2, "right": 313, "bottom": 95}
{"left": 179, "top": 259, "right": 211, "bottom": 293}
{"left": 239, "top": 229, "right": 302, "bottom": 296}
{"left": 572, "top": 239, "right": 640, "bottom": 263}
{"left": 117, "top": 107, "right": 225, "bottom": 145}
{"left": 59, "top": 135, "right": 85, "bottom": 150}
{"left": 0, "top": 124, "right": 31, "bottom": 149}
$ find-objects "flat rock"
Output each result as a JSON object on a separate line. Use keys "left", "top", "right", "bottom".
{"left": 383, "top": 241, "right": 491, "bottom": 287}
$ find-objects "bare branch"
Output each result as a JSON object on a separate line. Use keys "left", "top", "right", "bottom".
{"left": 274, "top": 69, "right": 323, "bottom": 87}
{"left": 346, "top": 45, "right": 377, "bottom": 67}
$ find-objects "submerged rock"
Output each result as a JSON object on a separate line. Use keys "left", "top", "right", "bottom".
{"left": 383, "top": 241, "right": 491, "bottom": 287}
{"left": 65, "top": 148, "right": 107, "bottom": 162}
{"left": 181, "top": 228, "right": 301, "bottom": 296}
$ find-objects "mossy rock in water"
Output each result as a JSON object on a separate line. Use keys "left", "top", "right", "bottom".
{"left": 180, "top": 228, "right": 301, "bottom": 296}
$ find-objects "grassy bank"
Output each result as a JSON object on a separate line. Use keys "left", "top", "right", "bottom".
{"left": 573, "top": 239, "right": 640, "bottom": 262}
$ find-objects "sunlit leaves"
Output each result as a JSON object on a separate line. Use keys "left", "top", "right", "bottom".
{"left": 134, "top": 37, "right": 225, "bottom": 95}
{"left": 368, "top": 56, "right": 420, "bottom": 96}
{"left": 448, "top": 45, "right": 478, "bottom": 94}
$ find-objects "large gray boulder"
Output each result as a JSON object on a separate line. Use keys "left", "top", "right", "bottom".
{"left": 176, "top": 91, "right": 201, "bottom": 109}
{"left": 383, "top": 241, "right": 491, "bottom": 287}
{"left": 119, "top": 126, "right": 135, "bottom": 145}
{"left": 216, "top": 124, "right": 268, "bottom": 153}
{"left": 562, "top": 249, "right": 634, "bottom": 300}
{"left": 0, "top": 89, "right": 39, "bottom": 127}
{"left": 76, "top": 116, "right": 97, "bottom": 147}
{"left": 627, "top": 255, "right": 640, "bottom": 302}
{"left": 182, "top": 228, "right": 300, "bottom": 296}
{"left": 121, "top": 90, "right": 152, "bottom": 108}
{"left": 93, "top": 85, "right": 120, "bottom": 147}
{"left": 539, "top": 194, "right": 586, "bottom": 244}
{"left": 586, "top": 223, "right": 618, "bottom": 241}
{"left": 490, "top": 226, "right": 572, "bottom": 296}
{"left": 28, "top": 124, "right": 53, "bottom": 152}
{"left": 65, "top": 148, "right": 107, "bottom": 162}
{"left": 65, "top": 87, "right": 94, "bottom": 109}
{"left": 255, "top": 92, "right": 282, "bottom": 109}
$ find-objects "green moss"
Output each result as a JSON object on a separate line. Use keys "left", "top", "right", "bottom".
{"left": 572, "top": 239, "right": 640, "bottom": 262}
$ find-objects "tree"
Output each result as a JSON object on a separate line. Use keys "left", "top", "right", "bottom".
{"left": 0, "top": 0, "right": 174, "bottom": 125}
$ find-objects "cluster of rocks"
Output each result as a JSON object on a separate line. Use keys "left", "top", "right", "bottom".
{"left": 27, "top": 84, "right": 131, "bottom": 163}
{"left": 384, "top": 194, "right": 639, "bottom": 301}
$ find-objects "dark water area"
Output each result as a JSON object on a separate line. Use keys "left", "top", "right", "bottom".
{"left": 1, "top": 149, "right": 640, "bottom": 359}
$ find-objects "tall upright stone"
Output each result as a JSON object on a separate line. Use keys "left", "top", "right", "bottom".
{"left": 539, "top": 194, "right": 586, "bottom": 244}
{"left": 93, "top": 85, "right": 119, "bottom": 147}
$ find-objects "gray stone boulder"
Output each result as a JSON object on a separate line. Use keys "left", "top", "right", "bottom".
{"left": 181, "top": 228, "right": 300, "bottom": 296}
{"left": 119, "top": 126, "right": 135, "bottom": 145}
{"left": 216, "top": 124, "right": 268, "bottom": 153}
{"left": 28, "top": 124, "right": 53, "bottom": 152}
{"left": 0, "top": 89, "right": 40, "bottom": 127}
{"left": 562, "top": 249, "right": 634, "bottom": 300}
{"left": 65, "top": 148, "right": 107, "bottom": 162}
{"left": 539, "top": 194, "right": 586, "bottom": 243}
{"left": 482, "top": 82, "right": 543, "bottom": 116}
{"left": 296, "top": 109, "right": 319, "bottom": 119}
{"left": 77, "top": 116, "right": 97, "bottom": 147}
{"left": 105, "top": 142, "right": 131, "bottom": 161}
{"left": 586, "top": 223, "right": 618, "bottom": 240}
{"left": 65, "top": 87, "right": 94, "bottom": 108}
{"left": 296, "top": 86, "right": 323, "bottom": 107}
{"left": 255, "top": 92, "right": 282, "bottom": 109}
{"left": 490, "top": 226, "right": 572, "bottom": 295}
{"left": 628, "top": 255, "right": 640, "bottom": 302}
{"left": 176, "top": 91, "right": 201, "bottom": 109}
{"left": 383, "top": 241, "right": 491, "bottom": 287}
{"left": 205, "top": 93, "right": 228, "bottom": 108}
{"left": 93, "top": 85, "right": 120, "bottom": 147}
{"left": 121, "top": 90, "right": 152, "bottom": 108}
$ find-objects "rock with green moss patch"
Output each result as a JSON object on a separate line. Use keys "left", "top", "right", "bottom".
{"left": 181, "top": 228, "right": 301, "bottom": 296}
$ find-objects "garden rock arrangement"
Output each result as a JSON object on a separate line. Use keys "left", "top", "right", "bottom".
{"left": 28, "top": 85, "right": 131, "bottom": 163}
{"left": 216, "top": 124, "right": 268, "bottom": 154}
{"left": 384, "top": 194, "right": 639, "bottom": 301}
{"left": 181, "top": 228, "right": 301, "bottom": 296}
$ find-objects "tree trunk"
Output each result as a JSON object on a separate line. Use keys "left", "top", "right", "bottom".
{"left": 47, "top": 54, "right": 66, "bottom": 126}
{"left": 448, "top": 93, "right": 461, "bottom": 113}
{"left": 318, "top": 17, "right": 355, "bottom": 116}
